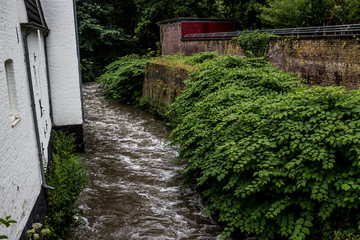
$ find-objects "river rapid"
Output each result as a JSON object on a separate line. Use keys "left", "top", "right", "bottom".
{"left": 69, "top": 83, "right": 222, "bottom": 240}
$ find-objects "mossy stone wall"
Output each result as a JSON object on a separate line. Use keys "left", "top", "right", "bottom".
{"left": 142, "top": 63, "right": 189, "bottom": 106}
{"left": 180, "top": 39, "right": 245, "bottom": 56}
{"left": 269, "top": 36, "right": 360, "bottom": 89}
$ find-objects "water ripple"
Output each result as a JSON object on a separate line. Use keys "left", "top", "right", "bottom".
{"left": 69, "top": 83, "right": 222, "bottom": 240}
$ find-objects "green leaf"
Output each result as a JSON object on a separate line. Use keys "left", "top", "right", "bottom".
{"left": 302, "top": 227, "right": 310, "bottom": 235}
{"left": 342, "top": 184, "right": 351, "bottom": 191}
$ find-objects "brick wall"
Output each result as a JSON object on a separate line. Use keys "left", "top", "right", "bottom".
{"left": 160, "top": 22, "right": 182, "bottom": 55}
{"left": 269, "top": 36, "right": 360, "bottom": 89}
{"left": 167, "top": 36, "right": 360, "bottom": 89}
{"left": 181, "top": 39, "right": 244, "bottom": 56}
{"left": 146, "top": 35, "right": 360, "bottom": 109}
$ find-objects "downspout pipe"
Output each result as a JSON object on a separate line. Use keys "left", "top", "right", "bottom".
{"left": 43, "top": 31, "right": 53, "bottom": 124}
{"left": 23, "top": 27, "right": 54, "bottom": 190}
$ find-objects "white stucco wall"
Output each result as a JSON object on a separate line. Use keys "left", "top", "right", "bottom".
{"left": 0, "top": 1, "right": 45, "bottom": 239}
{"left": 26, "top": 29, "right": 53, "bottom": 166}
{"left": 1, "top": 0, "right": 83, "bottom": 238}
{"left": 41, "top": 0, "right": 83, "bottom": 127}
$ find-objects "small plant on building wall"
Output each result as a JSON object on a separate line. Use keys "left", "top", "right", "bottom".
{"left": 0, "top": 216, "right": 16, "bottom": 239}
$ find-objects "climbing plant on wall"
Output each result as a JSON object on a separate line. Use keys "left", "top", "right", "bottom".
{"left": 236, "top": 31, "right": 275, "bottom": 57}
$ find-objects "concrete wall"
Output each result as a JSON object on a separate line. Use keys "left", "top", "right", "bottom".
{"left": 0, "top": 1, "right": 43, "bottom": 239}
{"left": 143, "top": 63, "right": 189, "bottom": 106}
{"left": 181, "top": 39, "right": 244, "bottom": 56}
{"left": 269, "top": 36, "right": 360, "bottom": 89}
{"left": 42, "top": 0, "right": 83, "bottom": 127}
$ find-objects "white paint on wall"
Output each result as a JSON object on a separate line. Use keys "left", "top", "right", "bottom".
{"left": 16, "top": 0, "right": 28, "bottom": 23}
{"left": 0, "top": 2, "right": 43, "bottom": 239}
{"left": 42, "top": 0, "right": 83, "bottom": 127}
{"left": 26, "top": 29, "right": 52, "bottom": 165}
{"left": 0, "top": 0, "right": 83, "bottom": 238}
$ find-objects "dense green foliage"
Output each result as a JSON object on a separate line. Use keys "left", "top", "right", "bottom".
{"left": 328, "top": 0, "right": 360, "bottom": 25}
{"left": 236, "top": 31, "right": 274, "bottom": 57}
{"left": 97, "top": 54, "right": 150, "bottom": 104}
{"left": 167, "top": 54, "right": 360, "bottom": 239}
{"left": 260, "top": 0, "right": 360, "bottom": 28}
{"left": 45, "top": 131, "right": 87, "bottom": 239}
{"left": 260, "top": 0, "right": 333, "bottom": 28}
{"left": 76, "top": 0, "right": 139, "bottom": 82}
{"left": 217, "top": 0, "right": 266, "bottom": 30}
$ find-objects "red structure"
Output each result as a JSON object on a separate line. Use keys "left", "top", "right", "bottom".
{"left": 180, "top": 21, "right": 235, "bottom": 38}
{"left": 158, "top": 18, "right": 235, "bottom": 55}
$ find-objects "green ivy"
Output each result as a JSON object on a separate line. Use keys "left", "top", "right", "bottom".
{"left": 45, "top": 131, "right": 87, "bottom": 239}
{"left": 168, "top": 54, "right": 360, "bottom": 239}
{"left": 236, "top": 31, "right": 275, "bottom": 58}
{"left": 97, "top": 54, "right": 150, "bottom": 104}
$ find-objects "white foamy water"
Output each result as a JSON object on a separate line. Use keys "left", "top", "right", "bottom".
{"left": 69, "top": 83, "right": 222, "bottom": 240}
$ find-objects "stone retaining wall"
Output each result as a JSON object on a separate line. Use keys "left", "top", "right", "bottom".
{"left": 142, "top": 63, "right": 189, "bottom": 106}
{"left": 181, "top": 39, "right": 244, "bottom": 56}
{"left": 269, "top": 36, "right": 360, "bottom": 89}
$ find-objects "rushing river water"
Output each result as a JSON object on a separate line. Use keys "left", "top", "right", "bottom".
{"left": 69, "top": 83, "right": 222, "bottom": 239}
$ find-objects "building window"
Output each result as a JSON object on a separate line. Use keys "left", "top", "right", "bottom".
{"left": 5, "top": 59, "right": 20, "bottom": 126}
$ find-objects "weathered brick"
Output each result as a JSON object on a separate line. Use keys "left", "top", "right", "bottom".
{"left": 269, "top": 36, "right": 360, "bottom": 89}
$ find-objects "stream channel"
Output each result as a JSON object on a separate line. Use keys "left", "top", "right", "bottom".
{"left": 69, "top": 83, "right": 223, "bottom": 239}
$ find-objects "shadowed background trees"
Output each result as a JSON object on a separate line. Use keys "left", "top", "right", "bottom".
{"left": 76, "top": 0, "right": 360, "bottom": 82}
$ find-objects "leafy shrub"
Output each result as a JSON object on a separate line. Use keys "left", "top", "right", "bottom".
{"left": 45, "top": 131, "right": 87, "bottom": 239}
{"left": 97, "top": 54, "right": 149, "bottom": 104}
{"left": 236, "top": 31, "right": 275, "bottom": 58}
{"left": 138, "top": 96, "right": 169, "bottom": 120}
{"left": 168, "top": 55, "right": 360, "bottom": 239}
{"left": 184, "top": 51, "right": 218, "bottom": 64}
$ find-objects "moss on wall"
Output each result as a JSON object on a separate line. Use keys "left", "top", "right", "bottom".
{"left": 142, "top": 62, "right": 189, "bottom": 115}
{"left": 269, "top": 35, "right": 360, "bottom": 89}
{"left": 180, "top": 39, "right": 245, "bottom": 56}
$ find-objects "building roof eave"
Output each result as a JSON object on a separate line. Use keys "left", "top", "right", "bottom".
{"left": 21, "top": 22, "right": 50, "bottom": 32}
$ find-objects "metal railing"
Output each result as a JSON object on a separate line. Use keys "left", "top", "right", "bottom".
{"left": 183, "top": 24, "right": 360, "bottom": 39}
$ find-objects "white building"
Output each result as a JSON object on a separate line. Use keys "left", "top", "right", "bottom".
{"left": 0, "top": 0, "right": 83, "bottom": 238}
